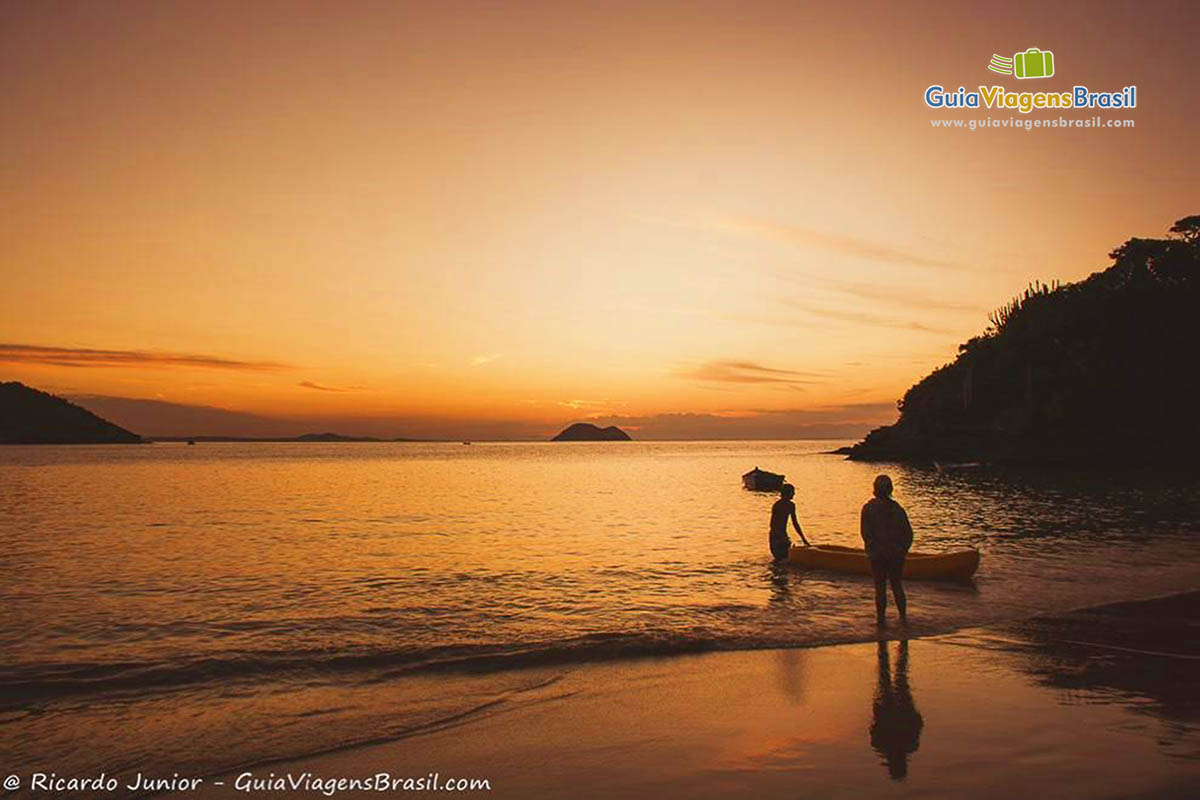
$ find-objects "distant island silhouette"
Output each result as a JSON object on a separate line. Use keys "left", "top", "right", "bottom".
{"left": 1, "top": 382, "right": 422, "bottom": 444}
{"left": 842, "top": 214, "right": 1200, "bottom": 464}
{"left": 1, "top": 381, "right": 143, "bottom": 444}
{"left": 551, "top": 423, "right": 632, "bottom": 441}
{"left": 152, "top": 433, "right": 418, "bottom": 443}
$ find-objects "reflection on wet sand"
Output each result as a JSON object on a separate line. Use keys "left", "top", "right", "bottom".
{"left": 870, "top": 639, "right": 923, "bottom": 780}
{"left": 988, "top": 591, "right": 1200, "bottom": 761}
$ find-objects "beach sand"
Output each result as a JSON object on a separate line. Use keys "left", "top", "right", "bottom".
{"left": 189, "top": 593, "right": 1200, "bottom": 799}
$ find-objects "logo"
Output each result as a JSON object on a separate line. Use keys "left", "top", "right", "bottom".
{"left": 923, "top": 46, "right": 1136, "bottom": 115}
{"left": 989, "top": 48, "right": 1055, "bottom": 79}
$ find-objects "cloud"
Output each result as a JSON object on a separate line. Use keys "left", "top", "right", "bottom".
{"left": 69, "top": 395, "right": 298, "bottom": 438}
{"left": 777, "top": 272, "right": 982, "bottom": 314}
{"left": 471, "top": 353, "right": 504, "bottom": 367}
{"left": 747, "top": 402, "right": 897, "bottom": 418}
{"left": 0, "top": 343, "right": 290, "bottom": 371}
{"left": 67, "top": 393, "right": 897, "bottom": 442}
{"left": 788, "top": 304, "right": 954, "bottom": 335}
{"left": 826, "top": 281, "right": 980, "bottom": 313}
{"left": 584, "top": 403, "right": 898, "bottom": 440}
{"left": 675, "top": 360, "right": 826, "bottom": 388}
{"left": 298, "top": 381, "right": 363, "bottom": 393}
{"left": 721, "top": 217, "right": 962, "bottom": 271}
{"left": 557, "top": 398, "right": 624, "bottom": 411}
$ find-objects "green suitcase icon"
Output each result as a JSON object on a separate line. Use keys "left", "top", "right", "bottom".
{"left": 1014, "top": 47, "right": 1054, "bottom": 79}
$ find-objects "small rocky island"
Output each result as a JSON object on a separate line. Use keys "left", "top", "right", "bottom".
{"left": 842, "top": 215, "right": 1200, "bottom": 464}
{"left": 0, "top": 381, "right": 143, "bottom": 444}
{"left": 551, "top": 422, "right": 632, "bottom": 441}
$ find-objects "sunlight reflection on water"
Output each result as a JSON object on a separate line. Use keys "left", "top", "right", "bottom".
{"left": 2, "top": 441, "right": 1198, "bottom": 780}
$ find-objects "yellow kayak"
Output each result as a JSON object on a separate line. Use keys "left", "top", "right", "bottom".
{"left": 789, "top": 544, "right": 980, "bottom": 582}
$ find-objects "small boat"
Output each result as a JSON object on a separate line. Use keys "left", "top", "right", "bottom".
{"left": 933, "top": 461, "right": 983, "bottom": 473}
{"left": 789, "top": 544, "right": 980, "bottom": 582}
{"left": 742, "top": 467, "right": 785, "bottom": 492}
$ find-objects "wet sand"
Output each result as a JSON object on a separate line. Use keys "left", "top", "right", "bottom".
{"left": 189, "top": 592, "right": 1200, "bottom": 799}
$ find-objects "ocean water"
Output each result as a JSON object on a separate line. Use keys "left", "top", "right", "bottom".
{"left": 2, "top": 441, "right": 1198, "bottom": 784}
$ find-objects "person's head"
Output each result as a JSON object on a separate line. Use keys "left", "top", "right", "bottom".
{"left": 873, "top": 474, "right": 894, "bottom": 499}
{"left": 780, "top": 483, "right": 795, "bottom": 500}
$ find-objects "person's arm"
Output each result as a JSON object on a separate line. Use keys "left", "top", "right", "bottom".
{"left": 861, "top": 504, "right": 873, "bottom": 552}
{"left": 791, "top": 508, "right": 810, "bottom": 546}
{"left": 898, "top": 506, "right": 914, "bottom": 552}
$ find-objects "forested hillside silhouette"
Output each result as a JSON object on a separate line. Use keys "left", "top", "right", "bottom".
{"left": 845, "top": 215, "right": 1200, "bottom": 463}
{"left": 0, "top": 381, "right": 143, "bottom": 444}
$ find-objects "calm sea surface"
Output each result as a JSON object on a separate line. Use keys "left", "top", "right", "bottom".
{"left": 2, "top": 441, "right": 1198, "bottom": 783}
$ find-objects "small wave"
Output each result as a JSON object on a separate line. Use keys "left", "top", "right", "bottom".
{"left": 181, "top": 675, "right": 575, "bottom": 796}
{"left": 2, "top": 602, "right": 1079, "bottom": 710}
{"left": 0, "top": 632, "right": 714, "bottom": 708}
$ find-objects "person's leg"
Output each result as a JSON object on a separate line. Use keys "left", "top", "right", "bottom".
{"left": 870, "top": 558, "right": 888, "bottom": 624}
{"left": 770, "top": 537, "right": 790, "bottom": 562}
{"left": 889, "top": 560, "right": 907, "bottom": 622}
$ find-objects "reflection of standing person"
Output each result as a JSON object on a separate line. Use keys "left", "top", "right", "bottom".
{"left": 870, "top": 640, "right": 923, "bottom": 780}
{"left": 769, "top": 483, "right": 810, "bottom": 561}
{"left": 860, "top": 475, "right": 913, "bottom": 626}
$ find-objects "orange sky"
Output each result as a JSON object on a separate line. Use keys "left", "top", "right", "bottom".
{"left": 2, "top": 1, "right": 1197, "bottom": 439}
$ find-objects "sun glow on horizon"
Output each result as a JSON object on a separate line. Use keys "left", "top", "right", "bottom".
{"left": 2, "top": 1, "right": 1196, "bottom": 438}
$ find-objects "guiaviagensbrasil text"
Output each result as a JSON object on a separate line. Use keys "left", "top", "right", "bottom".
{"left": 925, "top": 85, "right": 1136, "bottom": 115}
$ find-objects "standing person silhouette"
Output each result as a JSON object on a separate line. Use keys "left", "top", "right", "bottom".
{"left": 769, "top": 483, "right": 810, "bottom": 561}
{"left": 860, "top": 475, "right": 913, "bottom": 626}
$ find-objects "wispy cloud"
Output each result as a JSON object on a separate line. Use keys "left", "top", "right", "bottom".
{"left": 67, "top": 394, "right": 297, "bottom": 438}
{"left": 788, "top": 304, "right": 954, "bottom": 334}
{"left": 0, "top": 343, "right": 290, "bottom": 371}
{"left": 298, "top": 381, "right": 364, "bottom": 393}
{"left": 557, "top": 398, "right": 624, "bottom": 411}
{"left": 720, "top": 217, "right": 962, "bottom": 271}
{"left": 769, "top": 270, "right": 982, "bottom": 314}
{"left": 471, "top": 353, "right": 504, "bottom": 367}
{"left": 67, "top": 394, "right": 898, "bottom": 441}
{"left": 744, "top": 402, "right": 898, "bottom": 418}
{"left": 584, "top": 402, "right": 898, "bottom": 440}
{"left": 675, "top": 360, "right": 826, "bottom": 389}
{"left": 822, "top": 280, "right": 980, "bottom": 313}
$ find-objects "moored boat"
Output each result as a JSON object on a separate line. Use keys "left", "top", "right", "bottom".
{"left": 789, "top": 543, "right": 980, "bottom": 581}
{"left": 742, "top": 467, "right": 785, "bottom": 492}
{"left": 933, "top": 460, "right": 984, "bottom": 473}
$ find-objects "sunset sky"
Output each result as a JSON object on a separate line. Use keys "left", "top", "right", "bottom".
{"left": 2, "top": 0, "right": 1197, "bottom": 439}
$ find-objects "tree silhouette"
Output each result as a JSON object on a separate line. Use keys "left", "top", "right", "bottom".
{"left": 847, "top": 215, "right": 1200, "bottom": 463}
{"left": 1168, "top": 215, "right": 1200, "bottom": 243}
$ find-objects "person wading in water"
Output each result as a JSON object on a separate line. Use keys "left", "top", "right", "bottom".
{"left": 860, "top": 475, "right": 914, "bottom": 626}
{"left": 769, "top": 483, "right": 810, "bottom": 561}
